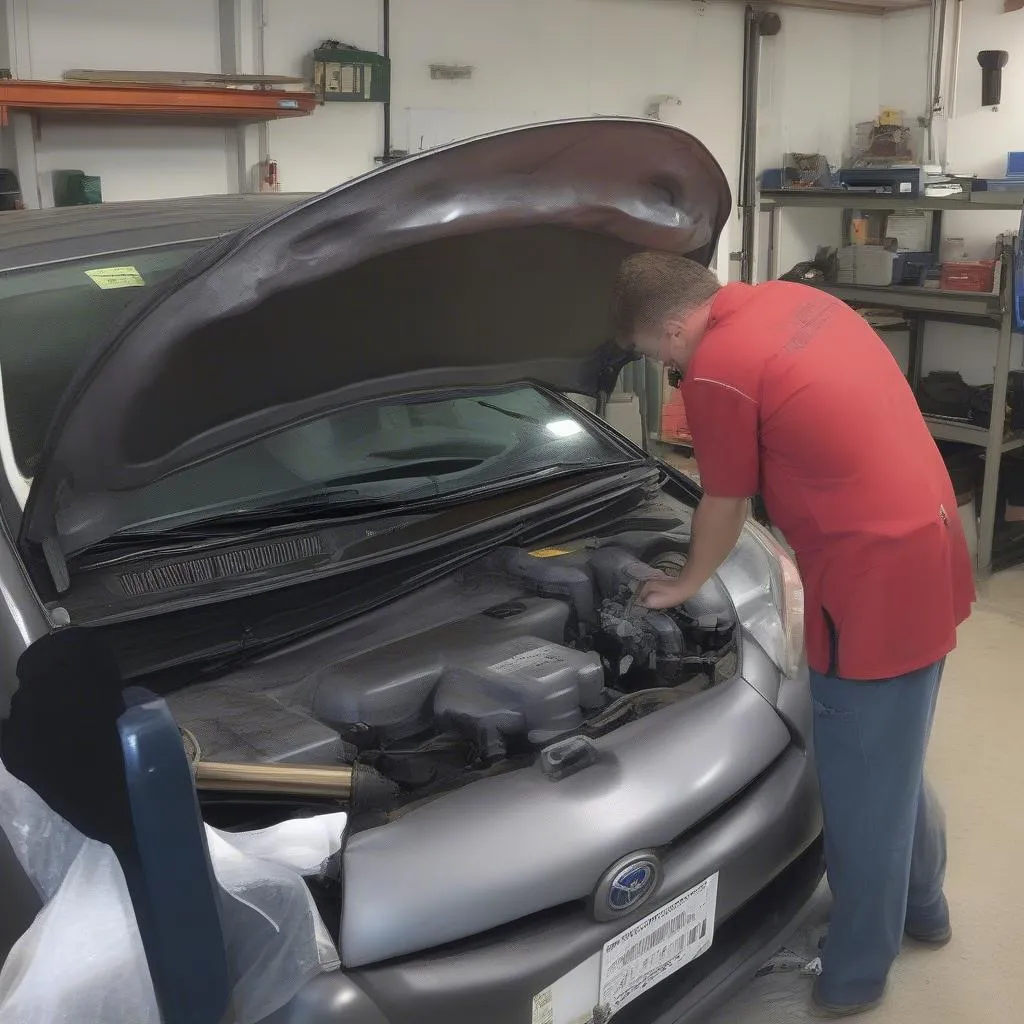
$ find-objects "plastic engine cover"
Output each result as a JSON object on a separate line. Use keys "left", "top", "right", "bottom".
{"left": 167, "top": 684, "right": 346, "bottom": 764}
{"left": 434, "top": 637, "right": 603, "bottom": 757}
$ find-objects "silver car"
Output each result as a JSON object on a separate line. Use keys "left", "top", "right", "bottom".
{"left": 0, "top": 118, "right": 821, "bottom": 1024}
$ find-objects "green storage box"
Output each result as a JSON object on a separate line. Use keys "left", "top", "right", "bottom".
{"left": 53, "top": 170, "right": 102, "bottom": 207}
{"left": 313, "top": 42, "right": 390, "bottom": 103}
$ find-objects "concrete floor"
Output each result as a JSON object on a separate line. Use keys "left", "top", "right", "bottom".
{"left": 707, "top": 567, "right": 1024, "bottom": 1023}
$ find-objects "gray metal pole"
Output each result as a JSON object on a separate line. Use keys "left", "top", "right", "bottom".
{"left": 1, "top": 0, "right": 40, "bottom": 208}
{"left": 977, "top": 244, "right": 1015, "bottom": 575}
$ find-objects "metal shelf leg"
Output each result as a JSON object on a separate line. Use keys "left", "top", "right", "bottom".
{"left": 978, "top": 307, "right": 1014, "bottom": 575}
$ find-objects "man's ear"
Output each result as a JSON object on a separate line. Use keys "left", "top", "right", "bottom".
{"left": 661, "top": 315, "right": 685, "bottom": 341}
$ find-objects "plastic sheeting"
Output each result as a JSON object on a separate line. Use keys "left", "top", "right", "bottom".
{"left": 703, "top": 883, "right": 831, "bottom": 1024}
{"left": 0, "top": 756, "right": 344, "bottom": 1024}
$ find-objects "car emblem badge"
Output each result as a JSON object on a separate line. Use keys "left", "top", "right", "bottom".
{"left": 591, "top": 851, "right": 663, "bottom": 922}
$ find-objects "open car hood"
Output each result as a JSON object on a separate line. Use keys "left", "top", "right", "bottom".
{"left": 23, "top": 118, "right": 730, "bottom": 561}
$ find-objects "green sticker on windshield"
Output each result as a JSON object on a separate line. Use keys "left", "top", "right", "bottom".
{"left": 85, "top": 266, "right": 146, "bottom": 290}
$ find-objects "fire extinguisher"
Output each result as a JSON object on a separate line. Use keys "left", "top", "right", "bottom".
{"left": 261, "top": 158, "right": 279, "bottom": 193}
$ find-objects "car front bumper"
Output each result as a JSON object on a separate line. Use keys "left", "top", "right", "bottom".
{"left": 263, "top": 740, "right": 824, "bottom": 1024}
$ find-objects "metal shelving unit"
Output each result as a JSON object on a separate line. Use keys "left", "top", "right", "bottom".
{"left": 758, "top": 190, "right": 1024, "bottom": 575}
{"left": 0, "top": 79, "right": 317, "bottom": 121}
{"left": 760, "top": 190, "right": 1024, "bottom": 213}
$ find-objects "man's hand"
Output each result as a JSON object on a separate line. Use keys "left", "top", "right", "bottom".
{"left": 638, "top": 576, "right": 701, "bottom": 610}
{"left": 638, "top": 495, "right": 749, "bottom": 611}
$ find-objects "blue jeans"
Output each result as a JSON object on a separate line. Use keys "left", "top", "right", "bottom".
{"left": 810, "top": 659, "right": 949, "bottom": 1007}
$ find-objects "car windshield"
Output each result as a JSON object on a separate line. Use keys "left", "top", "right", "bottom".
{"left": 101, "top": 386, "right": 636, "bottom": 537}
{"left": 0, "top": 242, "right": 208, "bottom": 479}
{"left": 0, "top": 239, "right": 639, "bottom": 551}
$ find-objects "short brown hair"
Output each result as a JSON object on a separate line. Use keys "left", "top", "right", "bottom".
{"left": 611, "top": 252, "right": 721, "bottom": 344}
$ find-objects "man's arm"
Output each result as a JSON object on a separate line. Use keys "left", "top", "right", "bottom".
{"left": 640, "top": 374, "right": 759, "bottom": 610}
{"left": 640, "top": 495, "right": 749, "bottom": 609}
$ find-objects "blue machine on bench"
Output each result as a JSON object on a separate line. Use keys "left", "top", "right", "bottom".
{"left": 838, "top": 167, "right": 925, "bottom": 199}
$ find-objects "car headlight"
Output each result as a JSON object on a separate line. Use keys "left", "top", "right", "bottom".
{"left": 715, "top": 519, "right": 805, "bottom": 679}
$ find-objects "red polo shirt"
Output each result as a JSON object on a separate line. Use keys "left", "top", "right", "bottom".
{"left": 681, "top": 281, "right": 975, "bottom": 680}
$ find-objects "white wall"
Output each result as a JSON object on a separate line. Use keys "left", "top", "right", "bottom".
{"left": 261, "top": 0, "right": 893, "bottom": 278}
{"left": 261, "top": 0, "right": 747, "bottom": 270}
{"left": 402, "top": 0, "right": 745, "bottom": 274}
{"left": 758, "top": 7, "right": 885, "bottom": 173}
{"left": 916, "top": 0, "right": 1024, "bottom": 383}
{"left": 879, "top": 7, "right": 931, "bottom": 125}
{"left": 387, "top": 0, "right": 742, "bottom": 184}
{"left": 263, "top": 0, "right": 382, "bottom": 191}
{"left": 15, "top": 0, "right": 233, "bottom": 202}
{"left": 0, "top": 0, "right": 894, "bottom": 271}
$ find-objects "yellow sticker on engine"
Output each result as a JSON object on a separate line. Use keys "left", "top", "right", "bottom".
{"left": 85, "top": 266, "right": 146, "bottom": 289}
{"left": 528, "top": 547, "right": 571, "bottom": 558}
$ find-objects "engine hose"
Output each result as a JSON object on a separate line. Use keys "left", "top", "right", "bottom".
{"left": 582, "top": 687, "right": 683, "bottom": 736}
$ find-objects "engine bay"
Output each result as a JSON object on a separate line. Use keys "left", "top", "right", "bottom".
{"left": 165, "top": 533, "right": 738, "bottom": 822}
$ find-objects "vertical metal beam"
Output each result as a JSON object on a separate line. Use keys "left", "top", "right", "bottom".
{"left": 254, "top": 0, "right": 269, "bottom": 175}
{"left": 381, "top": 0, "right": 392, "bottom": 162}
{"left": 765, "top": 203, "right": 780, "bottom": 281}
{"left": 218, "top": 0, "right": 260, "bottom": 192}
{"left": 1, "top": 0, "right": 40, "bottom": 208}
{"left": 906, "top": 317, "right": 924, "bottom": 392}
{"left": 737, "top": 8, "right": 759, "bottom": 284}
{"left": 978, "top": 249, "right": 1015, "bottom": 575}
{"left": 738, "top": 9, "right": 781, "bottom": 284}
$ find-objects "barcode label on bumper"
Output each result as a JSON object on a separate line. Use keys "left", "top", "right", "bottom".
{"left": 530, "top": 873, "right": 718, "bottom": 1023}
{"left": 599, "top": 874, "right": 718, "bottom": 1016}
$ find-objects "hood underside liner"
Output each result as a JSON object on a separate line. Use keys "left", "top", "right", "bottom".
{"left": 23, "top": 118, "right": 731, "bottom": 558}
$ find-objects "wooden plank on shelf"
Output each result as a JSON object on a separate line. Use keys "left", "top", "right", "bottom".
{"left": 64, "top": 69, "right": 306, "bottom": 88}
{"left": 0, "top": 79, "right": 317, "bottom": 121}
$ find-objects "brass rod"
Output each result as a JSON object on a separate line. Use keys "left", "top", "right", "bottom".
{"left": 194, "top": 760, "right": 353, "bottom": 798}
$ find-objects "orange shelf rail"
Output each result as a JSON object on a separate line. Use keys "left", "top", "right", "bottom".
{"left": 0, "top": 79, "right": 317, "bottom": 124}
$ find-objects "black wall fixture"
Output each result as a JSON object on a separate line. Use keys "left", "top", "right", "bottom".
{"left": 978, "top": 50, "right": 1009, "bottom": 108}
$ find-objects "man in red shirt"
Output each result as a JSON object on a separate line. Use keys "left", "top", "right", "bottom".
{"left": 611, "top": 254, "right": 974, "bottom": 1018}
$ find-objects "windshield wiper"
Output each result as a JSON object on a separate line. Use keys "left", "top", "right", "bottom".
{"left": 84, "top": 460, "right": 646, "bottom": 559}
{"left": 471, "top": 400, "right": 542, "bottom": 424}
{"left": 206, "top": 461, "right": 640, "bottom": 520}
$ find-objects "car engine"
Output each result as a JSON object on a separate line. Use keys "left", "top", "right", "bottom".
{"left": 166, "top": 536, "right": 737, "bottom": 818}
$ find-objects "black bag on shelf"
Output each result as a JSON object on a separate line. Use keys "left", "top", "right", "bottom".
{"left": 0, "top": 168, "right": 21, "bottom": 212}
{"left": 968, "top": 372, "right": 1024, "bottom": 432}
{"left": 917, "top": 371, "right": 975, "bottom": 421}
{"left": 1003, "top": 452, "right": 1024, "bottom": 508}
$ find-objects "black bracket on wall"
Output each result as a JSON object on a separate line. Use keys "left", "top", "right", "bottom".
{"left": 978, "top": 50, "right": 1009, "bottom": 109}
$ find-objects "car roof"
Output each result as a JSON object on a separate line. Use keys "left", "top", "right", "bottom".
{"left": 0, "top": 193, "right": 313, "bottom": 272}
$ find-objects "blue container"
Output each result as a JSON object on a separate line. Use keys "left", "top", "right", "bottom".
{"left": 1008, "top": 152, "right": 1024, "bottom": 176}
{"left": 977, "top": 177, "right": 1024, "bottom": 192}
{"left": 892, "top": 251, "right": 937, "bottom": 287}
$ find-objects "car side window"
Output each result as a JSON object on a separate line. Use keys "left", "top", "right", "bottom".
{"left": 0, "top": 244, "right": 203, "bottom": 477}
